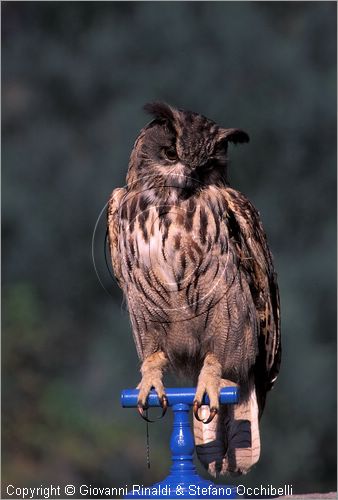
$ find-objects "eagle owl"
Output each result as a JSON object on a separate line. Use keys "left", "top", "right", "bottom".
{"left": 108, "top": 102, "right": 281, "bottom": 476}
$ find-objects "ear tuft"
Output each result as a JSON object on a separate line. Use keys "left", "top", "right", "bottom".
{"left": 143, "top": 101, "right": 174, "bottom": 122}
{"left": 219, "top": 128, "right": 250, "bottom": 145}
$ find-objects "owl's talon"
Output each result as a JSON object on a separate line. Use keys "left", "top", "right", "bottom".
{"left": 203, "top": 406, "right": 218, "bottom": 424}
{"left": 193, "top": 400, "right": 204, "bottom": 422}
{"left": 137, "top": 402, "right": 153, "bottom": 422}
{"left": 160, "top": 395, "right": 168, "bottom": 418}
{"left": 137, "top": 395, "right": 168, "bottom": 423}
{"left": 193, "top": 401, "right": 218, "bottom": 424}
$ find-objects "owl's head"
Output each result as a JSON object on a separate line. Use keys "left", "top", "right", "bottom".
{"left": 126, "top": 102, "right": 249, "bottom": 195}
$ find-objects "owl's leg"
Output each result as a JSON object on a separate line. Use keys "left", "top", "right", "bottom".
{"left": 137, "top": 351, "right": 168, "bottom": 422}
{"left": 193, "top": 353, "right": 234, "bottom": 424}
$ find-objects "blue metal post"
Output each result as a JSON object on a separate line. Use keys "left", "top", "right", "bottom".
{"left": 121, "top": 388, "right": 238, "bottom": 499}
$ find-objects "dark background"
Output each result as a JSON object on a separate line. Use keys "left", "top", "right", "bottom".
{"left": 2, "top": 1, "right": 337, "bottom": 497}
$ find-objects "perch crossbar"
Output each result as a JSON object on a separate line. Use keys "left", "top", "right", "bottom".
{"left": 120, "top": 387, "right": 239, "bottom": 499}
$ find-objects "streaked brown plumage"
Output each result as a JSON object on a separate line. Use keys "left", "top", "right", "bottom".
{"left": 108, "top": 102, "right": 281, "bottom": 475}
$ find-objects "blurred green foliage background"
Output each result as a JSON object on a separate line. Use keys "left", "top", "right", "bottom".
{"left": 2, "top": 1, "right": 336, "bottom": 497}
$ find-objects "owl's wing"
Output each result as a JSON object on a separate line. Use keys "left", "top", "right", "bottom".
{"left": 223, "top": 188, "right": 281, "bottom": 410}
{"left": 107, "top": 187, "right": 127, "bottom": 289}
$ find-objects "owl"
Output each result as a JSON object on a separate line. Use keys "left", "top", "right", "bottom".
{"left": 108, "top": 102, "right": 281, "bottom": 475}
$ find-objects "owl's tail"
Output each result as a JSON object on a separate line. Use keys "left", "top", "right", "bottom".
{"left": 194, "top": 380, "right": 261, "bottom": 476}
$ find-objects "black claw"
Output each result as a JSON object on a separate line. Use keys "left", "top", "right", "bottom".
{"left": 137, "top": 402, "right": 154, "bottom": 423}
{"left": 160, "top": 395, "right": 168, "bottom": 418}
{"left": 204, "top": 406, "right": 218, "bottom": 424}
{"left": 137, "top": 395, "right": 168, "bottom": 423}
{"left": 193, "top": 401, "right": 218, "bottom": 424}
{"left": 193, "top": 400, "right": 204, "bottom": 422}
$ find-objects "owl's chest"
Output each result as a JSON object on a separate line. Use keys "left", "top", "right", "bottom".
{"left": 120, "top": 194, "right": 229, "bottom": 288}
{"left": 121, "top": 206, "right": 195, "bottom": 279}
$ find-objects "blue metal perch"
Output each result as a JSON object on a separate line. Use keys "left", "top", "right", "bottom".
{"left": 121, "top": 387, "right": 239, "bottom": 499}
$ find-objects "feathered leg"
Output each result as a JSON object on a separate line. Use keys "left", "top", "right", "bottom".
{"left": 137, "top": 351, "right": 168, "bottom": 419}
{"left": 194, "top": 380, "right": 260, "bottom": 476}
{"left": 193, "top": 353, "right": 222, "bottom": 423}
{"left": 194, "top": 379, "right": 234, "bottom": 475}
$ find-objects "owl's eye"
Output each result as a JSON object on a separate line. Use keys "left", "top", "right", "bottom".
{"left": 163, "top": 147, "right": 178, "bottom": 162}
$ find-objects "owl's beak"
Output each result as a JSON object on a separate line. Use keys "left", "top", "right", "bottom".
{"left": 164, "top": 162, "right": 192, "bottom": 189}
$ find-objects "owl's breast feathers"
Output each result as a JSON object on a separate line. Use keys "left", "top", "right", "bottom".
{"left": 108, "top": 185, "right": 281, "bottom": 398}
